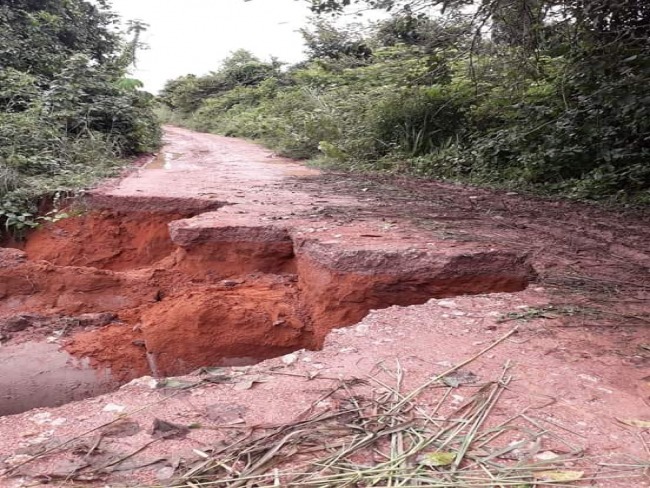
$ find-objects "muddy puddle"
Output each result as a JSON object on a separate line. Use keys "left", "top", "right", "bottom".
{"left": 0, "top": 208, "right": 534, "bottom": 416}
{"left": 0, "top": 342, "right": 116, "bottom": 416}
{"left": 146, "top": 151, "right": 175, "bottom": 169}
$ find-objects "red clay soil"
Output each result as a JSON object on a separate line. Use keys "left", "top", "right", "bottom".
{"left": 0, "top": 126, "right": 535, "bottom": 382}
{"left": 23, "top": 211, "right": 195, "bottom": 271}
{"left": 0, "top": 126, "right": 648, "bottom": 487}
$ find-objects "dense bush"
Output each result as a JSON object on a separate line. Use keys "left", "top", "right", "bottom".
{"left": 160, "top": 1, "right": 649, "bottom": 203}
{"left": 0, "top": 0, "right": 160, "bottom": 235}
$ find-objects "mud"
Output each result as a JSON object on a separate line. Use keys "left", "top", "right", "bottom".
{"left": 0, "top": 343, "right": 115, "bottom": 416}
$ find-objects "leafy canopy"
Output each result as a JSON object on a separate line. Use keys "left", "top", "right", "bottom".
{"left": 0, "top": 0, "right": 161, "bottom": 235}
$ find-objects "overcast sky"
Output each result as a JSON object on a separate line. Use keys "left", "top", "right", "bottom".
{"left": 109, "top": 0, "right": 312, "bottom": 93}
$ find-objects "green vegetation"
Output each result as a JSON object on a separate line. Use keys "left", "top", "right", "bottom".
{"left": 160, "top": 0, "right": 649, "bottom": 203}
{"left": 0, "top": 0, "right": 160, "bottom": 235}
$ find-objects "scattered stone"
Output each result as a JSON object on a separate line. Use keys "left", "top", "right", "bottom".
{"left": 103, "top": 403, "right": 126, "bottom": 413}
{"left": 442, "top": 370, "right": 479, "bottom": 387}
{"left": 451, "top": 394, "right": 465, "bottom": 404}
{"left": 354, "top": 323, "right": 370, "bottom": 336}
{"left": 3, "top": 454, "right": 34, "bottom": 467}
{"left": 123, "top": 376, "right": 157, "bottom": 389}
{"left": 578, "top": 374, "right": 600, "bottom": 383}
{"left": 281, "top": 353, "right": 298, "bottom": 365}
{"left": 75, "top": 312, "right": 117, "bottom": 328}
{"left": 339, "top": 347, "right": 358, "bottom": 354}
{"left": 101, "top": 419, "right": 141, "bottom": 438}
{"left": 151, "top": 418, "right": 189, "bottom": 440}
{"left": 30, "top": 412, "right": 52, "bottom": 424}
{"left": 206, "top": 403, "right": 248, "bottom": 423}
{"left": 535, "top": 451, "right": 561, "bottom": 461}
{"left": 1, "top": 314, "right": 48, "bottom": 337}
{"left": 156, "top": 466, "right": 176, "bottom": 481}
{"left": 437, "top": 300, "right": 458, "bottom": 309}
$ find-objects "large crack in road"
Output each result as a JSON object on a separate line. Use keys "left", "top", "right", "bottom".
{"left": 0, "top": 127, "right": 533, "bottom": 415}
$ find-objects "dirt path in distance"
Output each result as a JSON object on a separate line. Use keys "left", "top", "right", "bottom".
{"left": 0, "top": 126, "right": 648, "bottom": 487}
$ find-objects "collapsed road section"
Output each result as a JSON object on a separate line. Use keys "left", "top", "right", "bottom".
{"left": 0, "top": 127, "right": 535, "bottom": 415}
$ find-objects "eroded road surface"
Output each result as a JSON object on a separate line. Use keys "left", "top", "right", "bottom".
{"left": 0, "top": 126, "right": 648, "bottom": 486}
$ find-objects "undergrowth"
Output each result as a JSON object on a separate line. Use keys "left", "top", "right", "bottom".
{"left": 158, "top": 6, "right": 649, "bottom": 205}
{"left": 0, "top": 1, "right": 161, "bottom": 237}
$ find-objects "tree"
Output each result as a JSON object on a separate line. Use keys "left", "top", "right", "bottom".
{"left": 305, "top": 0, "right": 649, "bottom": 196}
{"left": 373, "top": 11, "right": 472, "bottom": 50}
{"left": 0, "top": 0, "right": 160, "bottom": 234}
{"left": 0, "top": 0, "right": 121, "bottom": 78}
{"left": 220, "top": 49, "right": 283, "bottom": 87}
{"left": 306, "top": 0, "right": 473, "bottom": 15}
{"left": 301, "top": 19, "right": 373, "bottom": 62}
{"left": 159, "top": 51, "right": 283, "bottom": 115}
{"left": 491, "top": 0, "right": 543, "bottom": 50}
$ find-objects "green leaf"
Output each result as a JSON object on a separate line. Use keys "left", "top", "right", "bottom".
{"left": 535, "top": 470, "right": 584, "bottom": 482}
{"left": 419, "top": 451, "right": 456, "bottom": 467}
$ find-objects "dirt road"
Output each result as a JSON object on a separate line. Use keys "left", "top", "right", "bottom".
{"left": 0, "top": 126, "right": 648, "bottom": 486}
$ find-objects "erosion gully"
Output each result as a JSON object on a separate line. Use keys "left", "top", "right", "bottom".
{"left": 0, "top": 127, "right": 535, "bottom": 416}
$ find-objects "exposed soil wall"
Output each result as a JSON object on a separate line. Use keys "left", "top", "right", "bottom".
{"left": 295, "top": 243, "right": 533, "bottom": 341}
{"left": 22, "top": 211, "right": 188, "bottom": 271}
{"left": 0, "top": 207, "right": 534, "bottom": 407}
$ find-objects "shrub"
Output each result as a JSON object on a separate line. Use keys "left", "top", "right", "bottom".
{"left": 161, "top": 7, "right": 650, "bottom": 203}
{"left": 0, "top": 0, "right": 161, "bottom": 236}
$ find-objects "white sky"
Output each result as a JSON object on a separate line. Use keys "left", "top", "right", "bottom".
{"left": 109, "top": 0, "right": 312, "bottom": 93}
